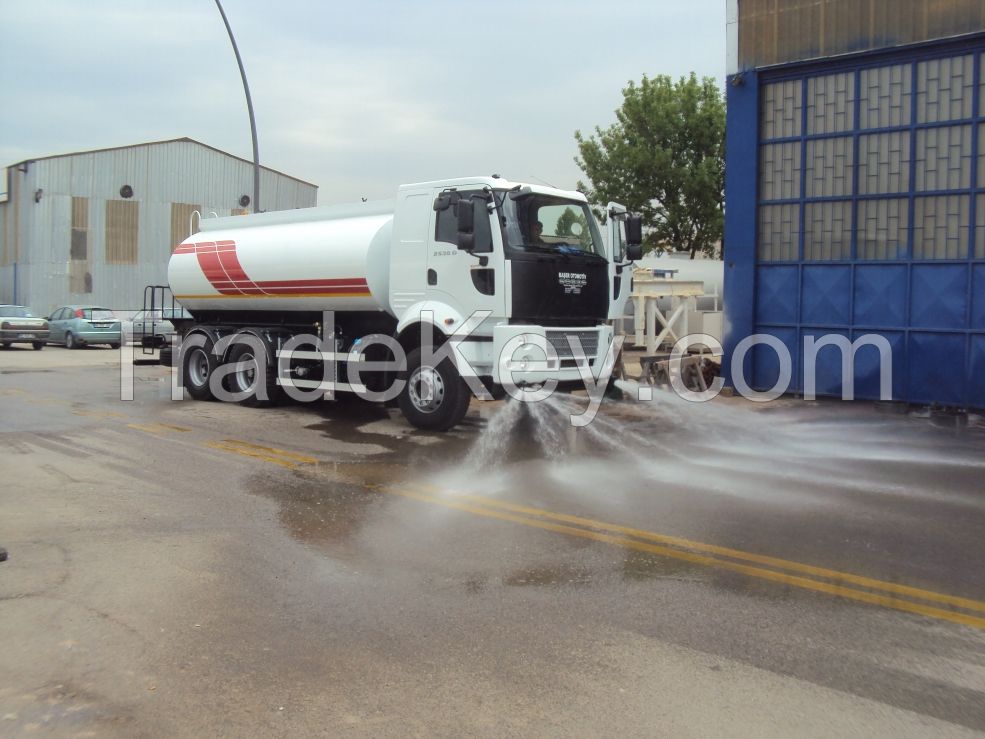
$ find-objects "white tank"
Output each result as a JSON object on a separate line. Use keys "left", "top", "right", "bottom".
{"left": 168, "top": 200, "right": 395, "bottom": 314}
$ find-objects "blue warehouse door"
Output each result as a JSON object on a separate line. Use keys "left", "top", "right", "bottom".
{"left": 753, "top": 41, "right": 985, "bottom": 408}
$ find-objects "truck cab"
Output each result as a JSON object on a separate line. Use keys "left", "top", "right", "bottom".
{"left": 389, "top": 177, "right": 638, "bottom": 391}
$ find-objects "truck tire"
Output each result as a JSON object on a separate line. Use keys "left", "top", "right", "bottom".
{"left": 398, "top": 347, "right": 471, "bottom": 431}
{"left": 159, "top": 347, "right": 173, "bottom": 367}
{"left": 181, "top": 338, "right": 219, "bottom": 401}
{"left": 225, "top": 341, "right": 282, "bottom": 407}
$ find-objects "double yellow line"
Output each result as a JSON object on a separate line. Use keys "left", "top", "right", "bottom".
{"left": 392, "top": 485, "right": 985, "bottom": 631}
{"left": 201, "top": 437, "right": 985, "bottom": 630}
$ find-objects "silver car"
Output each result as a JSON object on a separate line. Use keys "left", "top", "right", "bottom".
{"left": 127, "top": 308, "right": 189, "bottom": 348}
{"left": 0, "top": 305, "right": 49, "bottom": 350}
{"left": 47, "top": 305, "right": 122, "bottom": 349}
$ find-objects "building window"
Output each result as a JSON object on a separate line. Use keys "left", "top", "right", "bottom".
{"left": 171, "top": 203, "right": 200, "bottom": 251}
{"left": 70, "top": 197, "right": 91, "bottom": 293}
{"left": 106, "top": 200, "right": 139, "bottom": 264}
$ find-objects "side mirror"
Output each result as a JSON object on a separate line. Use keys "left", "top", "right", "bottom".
{"left": 625, "top": 214, "right": 643, "bottom": 246}
{"left": 456, "top": 197, "right": 475, "bottom": 251}
{"left": 433, "top": 192, "right": 453, "bottom": 211}
{"left": 626, "top": 243, "right": 643, "bottom": 261}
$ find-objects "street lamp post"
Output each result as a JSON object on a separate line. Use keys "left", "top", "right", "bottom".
{"left": 213, "top": 0, "right": 260, "bottom": 213}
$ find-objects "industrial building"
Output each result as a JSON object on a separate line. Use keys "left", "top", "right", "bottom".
{"left": 0, "top": 138, "right": 317, "bottom": 315}
{"left": 724, "top": 0, "right": 985, "bottom": 408}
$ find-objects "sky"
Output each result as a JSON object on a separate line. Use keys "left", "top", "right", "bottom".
{"left": 0, "top": 0, "right": 725, "bottom": 205}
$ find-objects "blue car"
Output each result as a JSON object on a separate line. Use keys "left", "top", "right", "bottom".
{"left": 47, "top": 305, "right": 122, "bottom": 349}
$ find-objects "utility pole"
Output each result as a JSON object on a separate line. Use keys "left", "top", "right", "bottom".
{"left": 213, "top": 0, "right": 260, "bottom": 213}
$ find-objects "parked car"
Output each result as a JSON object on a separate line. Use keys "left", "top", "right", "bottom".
{"left": 0, "top": 305, "right": 49, "bottom": 350}
{"left": 47, "top": 305, "right": 122, "bottom": 349}
{"left": 126, "top": 308, "right": 187, "bottom": 348}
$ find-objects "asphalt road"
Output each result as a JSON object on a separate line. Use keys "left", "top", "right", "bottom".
{"left": 2, "top": 344, "right": 985, "bottom": 737}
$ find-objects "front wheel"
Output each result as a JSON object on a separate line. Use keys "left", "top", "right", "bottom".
{"left": 398, "top": 347, "right": 471, "bottom": 431}
{"left": 108, "top": 343, "right": 121, "bottom": 350}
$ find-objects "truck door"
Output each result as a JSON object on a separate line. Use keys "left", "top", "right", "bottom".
{"left": 605, "top": 202, "right": 631, "bottom": 321}
{"left": 427, "top": 188, "right": 505, "bottom": 321}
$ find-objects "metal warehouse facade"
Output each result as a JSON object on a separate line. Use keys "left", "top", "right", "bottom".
{"left": 724, "top": 0, "right": 985, "bottom": 408}
{"left": 0, "top": 138, "right": 317, "bottom": 315}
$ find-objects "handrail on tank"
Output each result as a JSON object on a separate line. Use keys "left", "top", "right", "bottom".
{"left": 188, "top": 210, "right": 202, "bottom": 238}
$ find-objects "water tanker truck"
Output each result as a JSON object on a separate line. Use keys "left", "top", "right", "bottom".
{"left": 165, "top": 176, "right": 642, "bottom": 430}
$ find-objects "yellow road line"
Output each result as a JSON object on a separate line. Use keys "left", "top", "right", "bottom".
{"left": 415, "top": 488, "right": 985, "bottom": 616}
{"left": 73, "top": 408, "right": 125, "bottom": 419}
{"left": 205, "top": 441, "right": 300, "bottom": 469}
{"left": 127, "top": 422, "right": 190, "bottom": 436}
{"left": 156, "top": 423, "right": 191, "bottom": 433}
{"left": 217, "top": 439, "right": 317, "bottom": 463}
{"left": 394, "top": 485, "right": 985, "bottom": 631}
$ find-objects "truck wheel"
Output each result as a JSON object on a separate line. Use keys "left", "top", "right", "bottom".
{"left": 226, "top": 342, "right": 282, "bottom": 407}
{"left": 181, "top": 339, "right": 219, "bottom": 401}
{"left": 398, "top": 347, "right": 471, "bottom": 431}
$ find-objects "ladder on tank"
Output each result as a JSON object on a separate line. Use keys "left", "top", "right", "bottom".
{"left": 140, "top": 285, "right": 182, "bottom": 356}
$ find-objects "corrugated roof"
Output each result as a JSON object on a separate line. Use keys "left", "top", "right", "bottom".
{"left": 4, "top": 137, "right": 317, "bottom": 188}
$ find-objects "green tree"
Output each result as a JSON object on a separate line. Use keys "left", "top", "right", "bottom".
{"left": 575, "top": 73, "right": 725, "bottom": 259}
{"left": 555, "top": 206, "right": 591, "bottom": 249}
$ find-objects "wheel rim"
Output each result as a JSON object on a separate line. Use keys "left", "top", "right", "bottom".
{"left": 408, "top": 366, "right": 445, "bottom": 413}
{"left": 231, "top": 352, "right": 257, "bottom": 394}
{"left": 66, "top": 334, "right": 74, "bottom": 348}
{"left": 187, "top": 347, "right": 210, "bottom": 387}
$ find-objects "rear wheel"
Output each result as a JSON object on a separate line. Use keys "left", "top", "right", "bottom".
{"left": 181, "top": 338, "right": 219, "bottom": 401}
{"left": 32, "top": 342, "right": 44, "bottom": 351}
{"left": 65, "top": 332, "right": 79, "bottom": 349}
{"left": 108, "top": 343, "right": 121, "bottom": 350}
{"left": 398, "top": 347, "right": 471, "bottom": 431}
{"left": 0, "top": 342, "right": 9, "bottom": 349}
{"left": 225, "top": 341, "right": 281, "bottom": 407}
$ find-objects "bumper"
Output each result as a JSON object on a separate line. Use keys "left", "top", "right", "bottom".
{"left": 75, "top": 330, "right": 122, "bottom": 344}
{"left": 0, "top": 328, "right": 49, "bottom": 343}
{"left": 490, "top": 324, "right": 614, "bottom": 385}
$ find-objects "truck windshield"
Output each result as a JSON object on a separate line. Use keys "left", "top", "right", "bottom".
{"left": 500, "top": 194, "right": 605, "bottom": 258}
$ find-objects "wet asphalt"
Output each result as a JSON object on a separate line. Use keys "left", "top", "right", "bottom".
{"left": 2, "top": 346, "right": 985, "bottom": 736}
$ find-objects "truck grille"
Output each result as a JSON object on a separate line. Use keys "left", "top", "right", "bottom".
{"left": 546, "top": 330, "right": 599, "bottom": 359}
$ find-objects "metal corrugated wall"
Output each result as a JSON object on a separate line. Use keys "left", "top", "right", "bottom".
{"left": 738, "top": 0, "right": 985, "bottom": 70}
{"left": 0, "top": 140, "right": 316, "bottom": 315}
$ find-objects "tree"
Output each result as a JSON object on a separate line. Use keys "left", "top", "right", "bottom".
{"left": 575, "top": 73, "right": 725, "bottom": 259}
{"left": 555, "top": 206, "right": 591, "bottom": 249}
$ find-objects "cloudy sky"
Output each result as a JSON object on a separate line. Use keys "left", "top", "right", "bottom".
{"left": 1, "top": 0, "right": 725, "bottom": 205}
